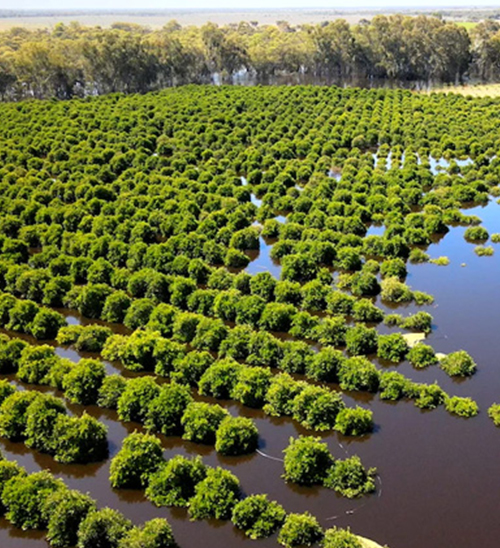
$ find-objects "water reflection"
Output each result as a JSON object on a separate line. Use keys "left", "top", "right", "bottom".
{"left": 245, "top": 236, "right": 282, "bottom": 279}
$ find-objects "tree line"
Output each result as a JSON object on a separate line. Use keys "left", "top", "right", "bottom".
{"left": 2, "top": 15, "right": 500, "bottom": 100}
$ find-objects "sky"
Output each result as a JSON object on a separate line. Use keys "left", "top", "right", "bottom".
{"left": 2, "top": 0, "right": 500, "bottom": 11}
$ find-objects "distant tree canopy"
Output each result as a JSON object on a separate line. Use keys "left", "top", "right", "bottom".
{"left": 1, "top": 15, "right": 500, "bottom": 100}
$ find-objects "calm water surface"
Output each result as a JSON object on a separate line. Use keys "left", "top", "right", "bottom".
{"left": 1, "top": 198, "right": 500, "bottom": 548}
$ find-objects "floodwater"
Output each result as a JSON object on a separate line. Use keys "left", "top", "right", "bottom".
{"left": 2, "top": 191, "right": 500, "bottom": 548}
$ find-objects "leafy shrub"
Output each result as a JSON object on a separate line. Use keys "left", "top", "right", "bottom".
{"left": 278, "top": 512, "right": 323, "bottom": 548}
{"left": 231, "top": 366, "right": 272, "bottom": 408}
{"left": 188, "top": 467, "right": 241, "bottom": 520}
{"left": 215, "top": 416, "right": 259, "bottom": 456}
{"left": 198, "top": 359, "right": 243, "bottom": 399}
{"left": 52, "top": 413, "right": 108, "bottom": 463}
{"left": 283, "top": 436, "right": 333, "bottom": 486}
{"left": 25, "top": 394, "right": 66, "bottom": 453}
{"left": 232, "top": 494, "right": 286, "bottom": 540}
{"left": 0, "top": 390, "right": 40, "bottom": 440}
{"left": 181, "top": 402, "right": 229, "bottom": 444}
{"left": 376, "top": 333, "right": 409, "bottom": 362}
{"left": 119, "top": 518, "right": 178, "bottom": 548}
{"left": 412, "top": 383, "right": 446, "bottom": 409}
{"left": 145, "top": 383, "right": 193, "bottom": 436}
{"left": 464, "top": 226, "right": 488, "bottom": 242}
{"left": 110, "top": 432, "right": 164, "bottom": 489}
{"left": 474, "top": 245, "right": 494, "bottom": 256}
{"left": 97, "top": 375, "right": 127, "bottom": 409}
{"left": 408, "top": 344, "right": 438, "bottom": 368}
{"left": 263, "top": 374, "right": 306, "bottom": 417}
{"left": 322, "top": 527, "right": 363, "bottom": 548}
{"left": 43, "top": 490, "right": 96, "bottom": 548}
{"left": 334, "top": 407, "right": 374, "bottom": 436}
{"left": 117, "top": 376, "right": 160, "bottom": 423}
{"left": 323, "top": 456, "right": 376, "bottom": 498}
{"left": 445, "top": 396, "right": 479, "bottom": 418}
{"left": 439, "top": 350, "right": 477, "bottom": 377}
{"left": 338, "top": 357, "right": 380, "bottom": 392}
{"left": 379, "top": 371, "right": 412, "bottom": 401}
{"left": 402, "top": 311, "right": 433, "bottom": 333}
{"left": 488, "top": 404, "right": 500, "bottom": 426}
{"left": 380, "top": 277, "right": 413, "bottom": 303}
{"left": 2, "top": 471, "right": 65, "bottom": 530}
{"left": 345, "top": 325, "right": 378, "bottom": 355}
{"left": 63, "top": 358, "right": 106, "bottom": 405}
{"left": 306, "top": 347, "right": 345, "bottom": 383}
{"left": 292, "top": 386, "right": 345, "bottom": 431}
{"left": 77, "top": 508, "right": 133, "bottom": 548}
{"left": 31, "top": 308, "right": 66, "bottom": 340}
{"left": 146, "top": 455, "right": 207, "bottom": 507}
{"left": 18, "top": 344, "right": 59, "bottom": 384}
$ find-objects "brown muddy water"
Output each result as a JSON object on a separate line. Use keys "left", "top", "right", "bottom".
{"left": 1, "top": 199, "right": 500, "bottom": 548}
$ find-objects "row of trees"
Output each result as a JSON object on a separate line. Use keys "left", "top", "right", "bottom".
{"left": 110, "top": 431, "right": 373, "bottom": 543}
{"left": 2, "top": 16, "right": 500, "bottom": 99}
{"left": 0, "top": 449, "right": 179, "bottom": 548}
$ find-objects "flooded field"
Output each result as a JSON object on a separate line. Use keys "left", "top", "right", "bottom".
{"left": 0, "top": 86, "right": 499, "bottom": 548}
{"left": 0, "top": 196, "right": 499, "bottom": 548}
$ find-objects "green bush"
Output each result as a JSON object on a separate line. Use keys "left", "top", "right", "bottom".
{"left": 464, "top": 226, "right": 489, "bottom": 242}
{"left": 306, "top": 347, "right": 345, "bottom": 382}
{"left": 146, "top": 455, "right": 207, "bottom": 508}
{"left": 323, "top": 456, "right": 376, "bottom": 498}
{"left": 278, "top": 512, "right": 323, "bottom": 548}
{"left": 352, "top": 299, "right": 384, "bottom": 323}
{"left": 43, "top": 490, "right": 96, "bottom": 548}
{"left": 63, "top": 358, "right": 106, "bottom": 405}
{"left": 445, "top": 396, "right": 479, "bottom": 418}
{"left": 18, "top": 344, "right": 59, "bottom": 384}
{"left": 338, "top": 357, "right": 380, "bottom": 392}
{"left": 345, "top": 325, "right": 378, "bottom": 355}
{"left": 334, "top": 407, "right": 374, "bottom": 436}
{"left": 402, "top": 311, "right": 433, "bottom": 333}
{"left": 97, "top": 375, "right": 127, "bottom": 409}
{"left": 408, "top": 344, "right": 438, "bottom": 368}
{"left": 77, "top": 507, "right": 133, "bottom": 548}
{"left": 292, "top": 385, "right": 345, "bottom": 431}
{"left": 263, "top": 374, "right": 306, "bottom": 417}
{"left": 379, "top": 371, "right": 412, "bottom": 400}
{"left": 110, "top": 432, "right": 164, "bottom": 489}
{"left": 181, "top": 402, "right": 229, "bottom": 444}
{"left": 439, "top": 350, "right": 477, "bottom": 377}
{"left": 412, "top": 383, "right": 446, "bottom": 410}
{"left": 52, "top": 413, "right": 108, "bottom": 464}
{"left": 0, "top": 390, "right": 40, "bottom": 440}
{"left": 377, "top": 333, "right": 409, "bottom": 362}
{"left": 198, "top": 359, "right": 243, "bottom": 399}
{"left": 145, "top": 383, "right": 193, "bottom": 436}
{"left": 30, "top": 308, "right": 66, "bottom": 340}
{"left": 283, "top": 436, "right": 333, "bottom": 486}
{"left": 215, "top": 416, "right": 259, "bottom": 456}
{"left": 488, "top": 404, "right": 500, "bottom": 426}
{"left": 380, "top": 277, "right": 413, "bottom": 303}
{"left": 117, "top": 376, "right": 160, "bottom": 423}
{"left": 119, "top": 518, "right": 178, "bottom": 548}
{"left": 231, "top": 366, "right": 272, "bottom": 408}
{"left": 188, "top": 467, "right": 241, "bottom": 520}
{"left": 322, "top": 527, "right": 363, "bottom": 548}
{"left": 232, "top": 494, "right": 286, "bottom": 540}
{"left": 2, "top": 470, "right": 66, "bottom": 530}
{"left": 25, "top": 394, "right": 66, "bottom": 453}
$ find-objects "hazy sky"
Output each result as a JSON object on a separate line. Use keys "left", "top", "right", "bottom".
{"left": 3, "top": 0, "right": 500, "bottom": 10}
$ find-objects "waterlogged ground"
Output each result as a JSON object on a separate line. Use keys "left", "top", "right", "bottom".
{"left": 1, "top": 183, "right": 500, "bottom": 548}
